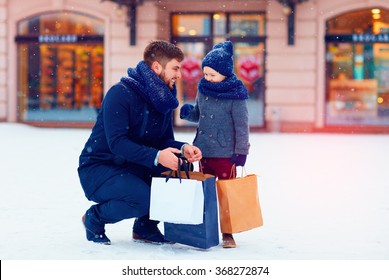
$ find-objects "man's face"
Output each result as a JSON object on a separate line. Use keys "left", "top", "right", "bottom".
{"left": 158, "top": 59, "right": 182, "bottom": 90}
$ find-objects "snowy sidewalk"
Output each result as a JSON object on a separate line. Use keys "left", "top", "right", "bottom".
{"left": 0, "top": 123, "right": 389, "bottom": 260}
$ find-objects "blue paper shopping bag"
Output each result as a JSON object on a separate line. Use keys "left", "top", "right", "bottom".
{"left": 163, "top": 171, "right": 219, "bottom": 249}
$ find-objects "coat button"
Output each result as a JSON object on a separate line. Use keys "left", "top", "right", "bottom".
{"left": 199, "top": 130, "right": 204, "bottom": 134}
{"left": 205, "top": 96, "right": 209, "bottom": 100}
{"left": 201, "top": 114, "right": 205, "bottom": 118}
{"left": 210, "top": 114, "right": 214, "bottom": 119}
{"left": 209, "top": 134, "right": 213, "bottom": 138}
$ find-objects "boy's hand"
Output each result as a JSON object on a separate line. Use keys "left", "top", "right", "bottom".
{"left": 230, "top": 154, "right": 247, "bottom": 166}
{"left": 182, "top": 144, "right": 202, "bottom": 163}
{"left": 180, "top": 104, "right": 194, "bottom": 119}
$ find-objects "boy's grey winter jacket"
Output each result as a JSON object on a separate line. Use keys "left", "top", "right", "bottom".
{"left": 184, "top": 92, "right": 250, "bottom": 158}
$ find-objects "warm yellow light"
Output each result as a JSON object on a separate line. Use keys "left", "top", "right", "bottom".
{"left": 372, "top": 14, "right": 381, "bottom": 20}
{"left": 282, "top": 6, "right": 292, "bottom": 16}
{"left": 116, "top": 5, "right": 124, "bottom": 17}
{"left": 377, "top": 97, "right": 384, "bottom": 104}
{"left": 178, "top": 26, "right": 186, "bottom": 33}
{"left": 55, "top": 22, "right": 61, "bottom": 29}
{"left": 188, "top": 29, "right": 197, "bottom": 36}
{"left": 213, "top": 14, "right": 220, "bottom": 20}
{"left": 371, "top": 8, "right": 381, "bottom": 14}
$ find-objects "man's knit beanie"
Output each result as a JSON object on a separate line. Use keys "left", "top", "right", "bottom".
{"left": 202, "top": 41, "right": 234, "bottom": 77}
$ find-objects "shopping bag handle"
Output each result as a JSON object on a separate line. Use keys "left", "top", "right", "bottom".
{"left": 165, "top": 157, "right": 191, "bottom": 183}
{"left": 229, "top": 164, "right": 246, "bottom": 179}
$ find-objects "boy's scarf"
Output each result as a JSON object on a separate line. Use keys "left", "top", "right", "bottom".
{"left": 198, "top": 74, "right": 248, "bottom": 100}
{"left": 121, "top": 61, "right": 179, "bottom": 113}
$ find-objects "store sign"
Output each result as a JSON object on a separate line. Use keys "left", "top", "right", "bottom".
{"left": 352, "top": 34, "right": 389, "bottom": 43}
{"left": 38, "top": 35, "right": 78, "bottom": 43}
{"left": 325, "top": 34, "right": 389, "bottom": 43}
{"left": 15, "top": 34, "right": 103, "bottom": 43}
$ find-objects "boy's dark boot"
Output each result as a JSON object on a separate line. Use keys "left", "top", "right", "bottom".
{"left": 222, "top": 233, "right": 236, "bottom": 248}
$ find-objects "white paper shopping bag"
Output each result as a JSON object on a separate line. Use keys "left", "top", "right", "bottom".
{"left": 150, "top": 176, "right": 204, "bottom": 224}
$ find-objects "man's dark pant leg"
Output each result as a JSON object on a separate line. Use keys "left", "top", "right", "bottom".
{"left": 88, "top": 173, "right": 151, "bottom": 225}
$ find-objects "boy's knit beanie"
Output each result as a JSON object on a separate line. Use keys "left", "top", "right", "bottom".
{"left": 202, "top": 41, "right": 234, "bottom": 77}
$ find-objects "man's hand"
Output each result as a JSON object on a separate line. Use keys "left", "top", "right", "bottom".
{"left": 157, "top": 148, "right": 182, "bottom": 170}
{"left": 182, "top": 144, "right": 202, "bottom": 163}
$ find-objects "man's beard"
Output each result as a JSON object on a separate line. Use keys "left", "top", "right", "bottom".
{"left": 159, "top": 71, "right": 173, "bottom": 90}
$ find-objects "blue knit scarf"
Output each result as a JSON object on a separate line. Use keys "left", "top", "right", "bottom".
{"left": 120, "top": 61, "right": 179, "bottom": 113}
{"left": 198, "top": 74, "right": 248, "bottom": 100}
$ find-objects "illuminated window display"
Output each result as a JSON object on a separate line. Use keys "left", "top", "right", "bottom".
{"left": 16, "top": 12, "right": 104, "bottom": 123}
{"left": 172, "top": 13, "right": 266, "bottom": 128}
{"left": 325, "top": 8, "right": 389, "bottom": 126}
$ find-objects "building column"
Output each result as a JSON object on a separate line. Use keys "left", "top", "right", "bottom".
{"left": 0, "top": 0, "right": 7, "bottom": 121}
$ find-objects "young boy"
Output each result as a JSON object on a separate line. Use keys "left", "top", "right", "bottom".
{"left": 180, "top": 41, "right": 250, "bottom": 248}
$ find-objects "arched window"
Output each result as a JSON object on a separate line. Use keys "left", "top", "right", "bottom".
{"left": 16, "top": 11, "right": 104, "bottom": 124}
{"left": 325, "top": 8, "right": 389, "bottom": 126}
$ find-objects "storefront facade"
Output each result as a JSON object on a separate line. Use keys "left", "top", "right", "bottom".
{"left": 1, "top": 0, "right": 389, "bottom": 132}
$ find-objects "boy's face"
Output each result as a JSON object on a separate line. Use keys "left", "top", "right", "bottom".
{"left": 203, "top": 66, "right": 226, "bottom": 83}
{"left": 157, "top": 59, "right": 182, "bottom": 90}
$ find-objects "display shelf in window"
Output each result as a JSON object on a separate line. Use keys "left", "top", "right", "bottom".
{"left": 329, "top": 78, "right": 378, "bottom": 118}
{"left": 74, "top": 49, "right": 91, "bottom": 108}
{"left": 39, "top": 46, "right": 57, "bottom": 110}
{"left": 90, "top": 47, "right": 104, "bottom": 108}
{"left": 56, "top": 47, "right": 75, "bottom": 109}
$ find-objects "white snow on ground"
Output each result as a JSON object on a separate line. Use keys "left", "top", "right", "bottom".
{"left": 1, "top": 123, "right": 388, "bottom": 261}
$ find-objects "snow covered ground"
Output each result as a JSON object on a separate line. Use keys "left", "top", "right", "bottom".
{"left": 1, "top": 123, "right": 389, "bottom": 278}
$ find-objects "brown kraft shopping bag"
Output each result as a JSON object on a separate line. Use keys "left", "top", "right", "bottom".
{"left": 216, "top": 167, "right": 263, "bottom": 233}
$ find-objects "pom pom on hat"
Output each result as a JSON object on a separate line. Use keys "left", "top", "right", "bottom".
{"left": 202, "top": 41, "right": 234, "bottom": 77}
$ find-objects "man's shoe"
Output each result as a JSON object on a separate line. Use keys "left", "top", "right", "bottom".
{"left": 82, "top": 211, "right": 111, "bottom": 245}
{"left": 222, "top": 233, "right": 236, "bottom": 248}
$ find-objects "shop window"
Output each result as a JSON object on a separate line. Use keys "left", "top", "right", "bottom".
{"left": 230, "top": 14, "right": 266, "bottom": 37}
{"left": 172, "top": 14, "right": 210, "bottom": 36}
{"left": 171, "top": 12, "right": 266, "bottom": 128}
{"left": 325, "top": 8, "right": 389, "bottom": 126}
{"left": 15, "top": 11, "right": 104, "bottom": 124}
